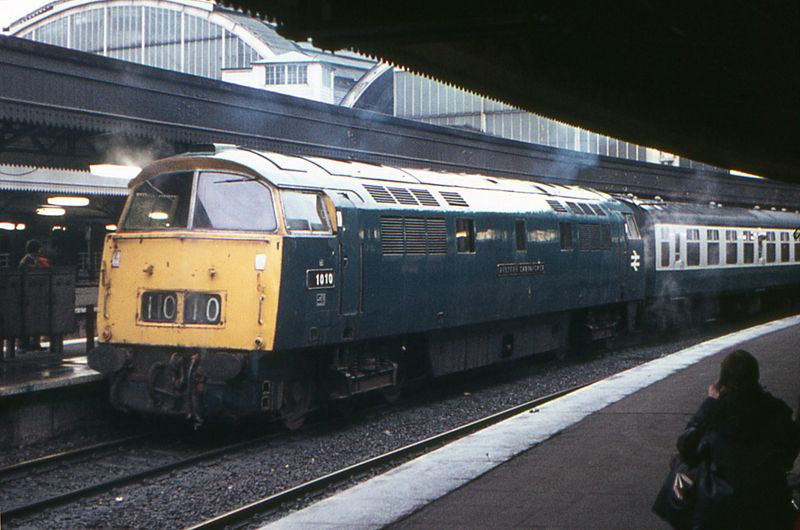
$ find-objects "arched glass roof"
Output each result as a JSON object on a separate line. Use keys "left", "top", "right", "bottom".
{"left": 7, "top": 0, "right": 297, "bottom": 79}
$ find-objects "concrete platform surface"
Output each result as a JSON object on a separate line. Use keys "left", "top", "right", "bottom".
{"left": 0, "top": 354, "right": 103, "bottom": 398}
{"left": 263, "top": 315, "right": 800, "bottom": 529}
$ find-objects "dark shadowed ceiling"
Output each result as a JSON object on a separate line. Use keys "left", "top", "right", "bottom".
{"left": 218, "top": 1, "right": 800, "bottom": 184}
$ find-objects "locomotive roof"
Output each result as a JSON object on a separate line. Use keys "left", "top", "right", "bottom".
{"left": 136, "top": 146, "right": 617, "bottom": 214}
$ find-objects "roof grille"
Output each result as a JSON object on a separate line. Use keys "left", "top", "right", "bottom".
{"left": 578, "top": 203, "right": 595, "bottom": 215}
{"left": 566, "top": 202, "right": 584, "bottom": 214}
{"left": 388, "top": 187, "right": 419, "bottom": 205}
{"left": 440, "top": 191, "right": 469, "bottom": 207}
{"left": 547, "top": 200, "right": 568, "bottom": 213}
{"left": 589, "top": 204, "right": 606, "bottom": 216}
{"left": 410, "top": 188, "right": 440, "bottom": 207}
{"left": 364, "top": 184, "right": 396, "bottom": 204}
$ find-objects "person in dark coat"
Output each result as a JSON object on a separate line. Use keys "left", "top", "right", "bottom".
{"left": 18, "top": 239, "right": 51, "bottom": 269}
{"left": 677, "top": 349, "right": 800, "bottom": 530}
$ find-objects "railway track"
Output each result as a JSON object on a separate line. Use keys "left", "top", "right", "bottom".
{"left": 185, "top": 383, "right": 592, "bottom": 530}
{"left": 0, "top": 428, "right": 290, "bottom": 523}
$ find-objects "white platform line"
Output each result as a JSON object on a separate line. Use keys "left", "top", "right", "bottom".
{"left": 261, "top": 314, "right": 800, "bottom": 529}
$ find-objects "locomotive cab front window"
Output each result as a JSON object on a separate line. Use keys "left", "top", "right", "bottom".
{"left": 122, "top": 171, "right": 193, "bottom": 229}
{"left": 121, "top": 170, "right": 277, "bottom": 232}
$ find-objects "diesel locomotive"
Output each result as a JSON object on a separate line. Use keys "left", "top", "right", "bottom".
{"left": 88, "top": 145, "right": 800, "bottom": 427}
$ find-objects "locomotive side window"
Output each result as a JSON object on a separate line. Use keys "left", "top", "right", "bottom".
{"left": 281, "top": 190, "right": 331, "bottom": 233}
{"left": 515, "top": 220, "right": 526, "bottom": 251}
{"left": 686, "top": 228, "right": 700, "bottom": 266}
{"left": 725, "top": 230, "right": 738, "bottom": 264}
{"left": 122, "top": 171, "right": 193, "bottom": 230}
{"left": 707, "top": 229, "right": 720, "bottom": 265}
{"left": 456, "top": 219, "right": 476, "bottom": 253}
{"left": 559, "top": 222, "right": 573, "bottom": 250}
{"left": 193, "top": 172, "right": 277, "bottom": 231}
{"left": 623, "top": 213, "right": 641, "bottom": 239}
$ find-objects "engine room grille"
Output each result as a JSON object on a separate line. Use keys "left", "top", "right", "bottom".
{"left": 578, "top": 223, "right": 612, "bottom": 250}
{"left": 381, "top": 217, "right": 448, "bottom": 255}
{"left": 439, "top": 191, "right": 469, "bottom": 207}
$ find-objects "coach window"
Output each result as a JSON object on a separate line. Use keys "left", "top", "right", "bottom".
{"left": 781, "top": 232, "right": 790, "bottom": 262}
{"left": 743, "top": 231, "right": 755, "bottom": 264}
{"left": 456, "top": 219, "right": 476, "bottom": 253}
{"left": 660, "top": 227, "right": 670, "bottom": 268}
{"left": 559, "top": 222, "right": 573, "bottom": 251}
{"left": 686, "top": 229, "right": 700, "bottom": 266}
{"left": 674, "top": 232, "right": 682, "bottom": 265}
{"left": 707, "top": 229, "right": 720, "bottom": 266}
{"left": 766, "top": 232, "right": 777, "bottom": 263}
{"left": 623, "top": 213, "right": 641, "bottom": 239}
{"left": 725, "top": 230, "right": 738, "bottom": 265}
{"left": 795, "top": 237, "right": 800, "bottom": 262}
{"left": 280, "top": 190, "right": 332, "bottom": 233}
{"left": 515, "top": 220, "right": 527, "bottom": 251}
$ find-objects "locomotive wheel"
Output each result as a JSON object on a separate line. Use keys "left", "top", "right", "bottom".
{"left": 280, "top": 377, "right": 313, "bottom": 430}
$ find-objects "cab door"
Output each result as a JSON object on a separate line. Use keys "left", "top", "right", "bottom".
{"left": 621, "top": 212, "right": 645, "bottom": 301}
{"left": 335, "top": 196, "right": 362, "bottom": 316}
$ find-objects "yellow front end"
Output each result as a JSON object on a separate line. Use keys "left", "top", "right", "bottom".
{"left": 97, "top": 231, "right": 282, "bottom": 351}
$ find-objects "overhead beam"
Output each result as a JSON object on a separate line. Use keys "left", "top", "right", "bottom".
{"left": 0, "top": 35, "right": 798, "bottom": 210}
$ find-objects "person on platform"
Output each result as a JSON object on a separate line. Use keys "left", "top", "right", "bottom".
{"left": 18, "top": 239, "right": 51, "bottom": 269}
{"left": 17, "top": 239, "right": 51, "bottom": 350}
{"left": 675, "top": 349, "right": 800, "bottom": 530}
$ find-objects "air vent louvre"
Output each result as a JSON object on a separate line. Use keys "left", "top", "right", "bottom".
{"left": 566, "top": 202, "right": 583, "bottom": 214}
{"left": 410, "top": 188, "right": 440, "bottom": 207}
{"left": 546, "top": 200, "right": 568, "bottom": 213}
{"left": 388, "top": 187, "right": 419, "bottom": 205}
{"left": 364, "top": 184, "right": 397, "bottom": 204}
{"left": 578, "top": 203, "right": 595, "bottom": 215}
{"left": 380, "top": 217, "right": 448, "bottom": 255}
{"left": 440, "top": 191, "right": 469, "bottom": 207}
{"left": 589, "top": 204, "right": 606, "bottom": 216}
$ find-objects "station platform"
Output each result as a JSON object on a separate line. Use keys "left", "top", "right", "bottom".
{"left": 0, "top": 339, "right": 106, "bottom": 447}
{"left": 265, "top": 315, "right": 800, "bottom": 529}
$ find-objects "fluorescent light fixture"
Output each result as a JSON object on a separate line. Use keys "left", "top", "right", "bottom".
{"left": 15, "top": 223, "right": 26, "bottom": 230}
{"left": 89, "top": 164, "right": 141, "bottom": 179}
{"left": 0, "top": 222, "right": 15, "bottom": 231}
{"left": 105, "top": 224, "right": 118, "bottom": 231}
{"left": 730, "top": 169, "right": 763, "bottom": 179}
{"left": 48, "top": 196, "right": 90, "bottom": 207}
{"left": 36, "top": 206, "right": 66, "bottom": 216}
{"left": 148, "top": 211, "right": 169, "bottom": 220}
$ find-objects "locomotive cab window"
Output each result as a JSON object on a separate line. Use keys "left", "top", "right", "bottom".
{"left": 623, "top": 213, "right": 641, "bottom": 239}
{"left": 121, "top": 171, "right": 277, "bottom": 232}
{"left": 122, "top": 171, "right": 193, "bottom": 229}
{"left": 280, "top": 190, "right": 332, "bottom": 233}
{"left": 193, "top": 172, "right": 277, "bottom": 231}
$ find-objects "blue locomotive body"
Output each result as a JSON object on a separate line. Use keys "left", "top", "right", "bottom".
{"left": 88, "top": 146, "right": 800, "bottom": 425}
